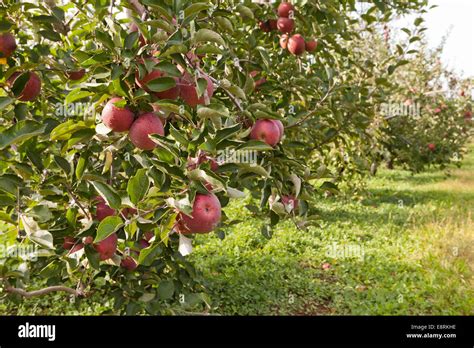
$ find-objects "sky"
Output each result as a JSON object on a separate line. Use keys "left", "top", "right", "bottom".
{"left": 397, "top": 0, "right": 474, "bottom": 79}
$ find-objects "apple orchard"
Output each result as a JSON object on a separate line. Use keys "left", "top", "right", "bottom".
{"left": 0, "top": 0, "right": 471, "bottom": 314}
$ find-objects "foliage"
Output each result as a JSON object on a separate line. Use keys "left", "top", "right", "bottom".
{"left": 0, "top": 0, "right": 469, "bottom": 314}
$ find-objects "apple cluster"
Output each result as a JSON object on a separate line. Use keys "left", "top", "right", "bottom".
{"left": 258, "top": 2, "right": 318, "bottom": 56}
{"left": 0, "top": 32, "right": 87, "bottom": 101}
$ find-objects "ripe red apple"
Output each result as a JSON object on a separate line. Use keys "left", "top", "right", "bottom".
{"left": 101, "top": 97, "right": 135, "bottom": 132}
{"left": 433, "top": 107, "right": 441, "bottom": 114}
{"left": 83, "top": 236, "right": 94, "bottom": 245}
{"left": 278, "top": 2, "right": 295, "bottom": 18}
{"left": 427, "top": 143, "right": 436, "bottom": 152}
{"left": 121, "top": 207, "right": 137, "bottom": 218}
{"left": 280, "top": 34, "right": 289, "bottom": 49}
{"left": 288, "top": 34, "right": 306, "bottom": 55}
{"left": 121, "top": 256, "right": 138, "bottom": 271}
{"left": 179, "top": 74, "right": 214, "bottom": 107}
{"left": 277, "top": 17, "right": 294, "bottom": 34}
{"left": 281, "top": 195, "right": 299, "bottom": 211}
{"left": 8, "top": 72, "right": 42, "bottom": 101}
{"left": 176, "top": 193, "right": 222, "bottom": 234}
{"left": 250, "top": 119, "right": 282, "bottom": 147}
{"left": 94, "top": 233, "right": 118, "bottom": 260}
{"left": 272, "top": 119, "right": 284, "bottom": 141}
{"left": 66, "top": 69, "right": 86, "bottom": 81}
{"left": 135, "top": 68, "right": 162, "bottom": 92}
{"left": 259, "top": 20, "right": 271, "bottom": 32}
{"left": 69, "top": 243, "right": 84, "bottom": 254}
{"left": 63, "top": 236, "right": 75, "bottom": 250}
{"left": 255, "top": 78, "right": 267, "bottom": 88}
{"left": 0, "top": 33, "right": 17, "bottom": 58}
{"left": 129, "top": 112, "right": 165, "bottom": 150}
{"left": 143, "top": 231, "right": 154, "bottom": 242}
{"left": 464, "top": 111, "right": 472, "bottom": 120}
{"left": 94, "top": 196, "right": 116, "bottom": 221}
{"left": 269, "top": 19, "right": 278, "bottom": 31}
{"left": 305, "top": 39, "right": 318, "bottom": 53}
{"left": 139, "top": 239, "right": 150, "bottom": 249}
{"left": 459, "top": 90, "right": 465, "bottom": 97}
{"left": 135, "top": 68, "right": 180, "bottom": 100}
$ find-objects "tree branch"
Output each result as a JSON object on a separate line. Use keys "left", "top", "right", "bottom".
{"left": 5, "top": 285, "right": 84, "bottom": 298}
{"left": 286, "top": 84, "right": 335, "bottom": 129}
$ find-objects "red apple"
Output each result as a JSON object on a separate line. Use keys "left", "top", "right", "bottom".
{"left": 281, "top": 195, "right": 299, "bottom": 211}
{"left": 129, "top": 112, "right": 165, "bottom": 150}
{"left": 272, "top": 119, "right": 284, "bottom": 141}
{"left": 288, "top": 34, "right": 306, "bottom": 55}
{"left": 179, "top": 74, "right": 214, "bottom": 107}
{"left": 278, "top": 2, "right": 295, "bottom": 18}
{"left": 259, "top": 20, "right": 271, "bottom": 32}
{"left": 69, "top": 243, "right": 84, "bottom": 254}
{"left": 176, "top": 193, "right": 222, "bottom": 234}
{"left": 464, "top": 111, "right": 472, "bottom": 120}
{"left": 269, "top": 19, "right": 278, "bottom": 31}
{"left": 0, "top": 33, "right": 17, "bottom": 58}
{"left": 143, "top": 231, "right": 154, "bottom": 242}
{"left": 94, "top": 233, "right": 118, "bottom": 261}
{"left": 433, "top": 107, "right": 441, "bottom": 114}
{"left": 101, "top": 97, "right": 135, "bottom": 132}
{"left": 277, "top": 17, "right": 294, "bottom": 34}
{"left": 280, "top": 34, "right": 289, "bottom": 49}
{"left": 83, "top": 236, "right": 94, "bottom": 245}
{"left": 121, "top": 207, "right": 137, "bottom": 218}
{"left": 250, "top": 119, "right": 282, "bottom": 147}
{"left": 427, "top": 143, "right": 436, "bottom": 152}
{"left": 121, "top": 256, "right": 138, "bottom": 271}
{"left": 94, "top": 196, "right": 116, "bottom": 222}
{"left": 8, "top": 71, "right": 42, "bottom": 102}
{"left": 63, "top": 236, "right": 75, "bottom": 250}
{"left": 305, "top": 39, "right": 318, "bottom": 53}
{"left": 66, "top": 69, "right": 86, "bottom": 81}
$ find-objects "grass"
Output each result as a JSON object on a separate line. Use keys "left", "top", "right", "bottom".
{"left": 189, "top": 146, "right": 474, "bottom": 315}
{"left": 2, "top": 146, "right": 474, "bottom": 315}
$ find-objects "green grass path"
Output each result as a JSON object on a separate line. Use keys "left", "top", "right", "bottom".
{"left": 191, "top": 147, "right": 474, "bottom": 315}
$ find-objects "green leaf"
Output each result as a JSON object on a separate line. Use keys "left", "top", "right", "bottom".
{"left": 0, "top": 97, "right": 14, "bottom": 110}
{"left": 50, "top": 120, "right": 90, "bottom": 141}
{"left": 138, "top": 244, "right": 162, "bottom": 266}
{"left": 95, "top": 30, "right": 115, "bottom": 50}
{"left": 84, "top": 244, "right": 101, "bottom": 269}
{"left": 193, "top": 29, "right": 225, "bottom": 46}
{"left": 94, "top": 216, "right": 123, "bottom": 243}
{"left": 0, "top": 120, "right": 45, "bottom": 150}
{"left": 0, "top": 175, "right": 20, "bottom": 195}
{"left": 127, "top": 169, "right": 149, "bottom": 205}
{"left": 65, "top": 89, "right": 94, "bottom": 104}
{"left": 184, "top": 3, "right": 209, "bottom": 18}
{"left": 236, "top": 140, "right": 273, "bottom": 151}
{"left": 147, "top": 77, "right": 176, "bottom": 92}
{"left": 90, "top": 181, "right": 121, "bottom": 210}
{"left": 124, "top": 31, "right": 139, "bottom": 49}
{"left": 157, "top": 280, "right": 174, "bottom": 300}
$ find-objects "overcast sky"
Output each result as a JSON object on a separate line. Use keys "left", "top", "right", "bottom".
{"left": 399, "top": 0, "right": 474, "bottom": 79}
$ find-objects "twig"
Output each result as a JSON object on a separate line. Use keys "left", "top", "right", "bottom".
{"left": 5, "top": 285, "right": 83, "bottom": 298}
{"left": 286, "top": 84, "right": 335, "bottom": 129}
{"left": 183, "top": 55, "right": 244, "bottom": 113}
{"left": 65, "top": 184, "right": 92, "bottom": 220}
